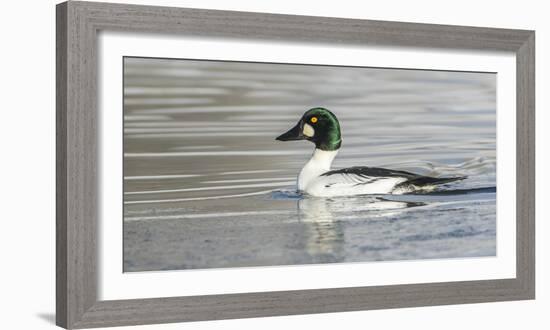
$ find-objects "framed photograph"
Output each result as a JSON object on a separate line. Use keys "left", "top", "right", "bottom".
{"left": 56, "top": 1, "right": 535, "bottom": 328}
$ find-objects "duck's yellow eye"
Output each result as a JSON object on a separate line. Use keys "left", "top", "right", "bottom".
{"left": 310, "top": 117, "right": 318, "bottom": 123}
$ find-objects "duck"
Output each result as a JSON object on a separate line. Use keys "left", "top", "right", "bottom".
{"left": 276, "top": 107, "right": 465, "bottom": 197}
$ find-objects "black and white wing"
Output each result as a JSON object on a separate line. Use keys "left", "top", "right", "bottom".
{"left": 305, "top": 166, "right": 465, "bottom": 197}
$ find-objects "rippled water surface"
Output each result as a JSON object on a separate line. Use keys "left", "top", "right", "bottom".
{"left": 123, "top": 57, "right": 496, "bottom": 272}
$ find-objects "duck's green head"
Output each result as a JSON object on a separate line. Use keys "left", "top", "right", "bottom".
{"left": 276, "top": 107, "right": 342, "bottom": 151}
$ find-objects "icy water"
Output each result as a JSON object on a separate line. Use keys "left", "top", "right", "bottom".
{"left": 123, "top": 57, "right": 496, "bottom": 272}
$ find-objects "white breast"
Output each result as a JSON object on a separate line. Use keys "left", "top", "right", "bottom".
{"left": 297, "top": 149, "right": 338, "bottom": 191}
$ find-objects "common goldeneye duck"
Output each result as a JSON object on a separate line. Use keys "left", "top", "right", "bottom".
{"left": 276, "top": 107, "right": 465, "bottom": 197}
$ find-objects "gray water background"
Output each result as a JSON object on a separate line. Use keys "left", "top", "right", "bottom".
{"left": 123, "top": 57, "right": 497, "bottom": 272}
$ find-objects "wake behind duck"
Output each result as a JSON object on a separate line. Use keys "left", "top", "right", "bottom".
{"left": 276, "top": 107, "right": 465, "bottom": 197}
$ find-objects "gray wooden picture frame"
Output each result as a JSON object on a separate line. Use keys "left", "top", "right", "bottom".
{"left": 56, "top": 1, "right": 535, "bottom": 328}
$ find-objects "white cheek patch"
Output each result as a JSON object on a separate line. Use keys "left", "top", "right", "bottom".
{"left": 303, "top": 123, "right": 315, "bottom": 137}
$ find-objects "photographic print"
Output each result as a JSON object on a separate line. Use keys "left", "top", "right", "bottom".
{"left": 123, "top": 57, "right": 496, "bottom": 272}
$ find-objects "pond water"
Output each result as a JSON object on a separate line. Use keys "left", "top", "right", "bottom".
{"left": 123, "top": 57, "right": 496, "bottom": 272}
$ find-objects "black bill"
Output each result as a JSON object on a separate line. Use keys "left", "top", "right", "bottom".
{"left": 276, "top": 121, "right": 304, "bottom": 141}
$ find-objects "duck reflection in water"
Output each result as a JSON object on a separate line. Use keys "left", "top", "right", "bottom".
{"left": 295, "top": 194, "right": 425, "bottom": 263}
